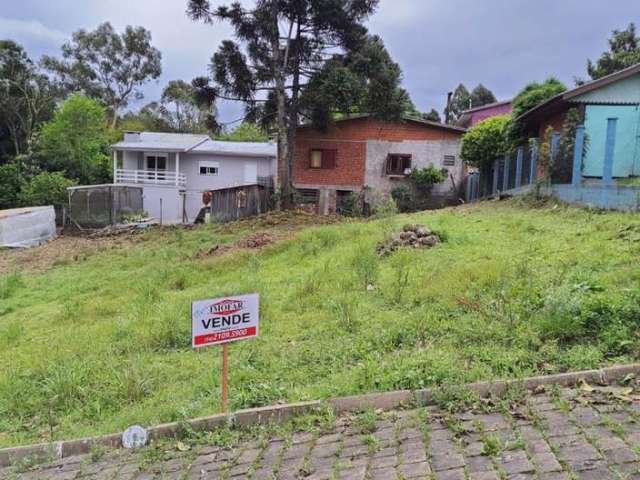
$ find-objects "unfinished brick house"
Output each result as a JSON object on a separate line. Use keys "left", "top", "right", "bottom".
{"left": 292, "top": 115, "right": 467, "bottom": 213}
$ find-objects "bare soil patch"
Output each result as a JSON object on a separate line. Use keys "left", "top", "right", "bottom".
{"left": 0, "top": 234, "right": 144, "bottom": 275}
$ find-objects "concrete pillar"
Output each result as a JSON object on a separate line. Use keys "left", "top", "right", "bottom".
{"left": 551, "top": 132, "right": 561, "bottom": 163}
{"left": 175, "top": 152, "right": 181, "bottom": 186}
{"left": 502, "top": 155, "right": 510, "bottom": 191}
{"left": 113, "top": 150, "right": 117, "bottom": 183}
{"left": 492, "top": 160, "right": 499, "bottom": 194}
{"left": 529, "top": 138, "right": 539, "bottom": 184}
{"left": 515, "top": 146, "right": 524, "bottom": 188}
{"left": 571, "top": 126, "right": 585, "bottom": 187}
{"left": 603, "top": 118, "right": 617, "bottom": 185}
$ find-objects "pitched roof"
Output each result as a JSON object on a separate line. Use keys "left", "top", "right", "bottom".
{"left": 191, "top": 139, "right": 276, "bottom": 157}
{"left": 113, "top": 132, "right": 210, "bottom": 152}
{"left": 460, "top": 100, "right": 512, "bottom": 115}
{"left": 517, "top": 62, "right": 640, "bottom": 123}
{"left": 297, "top": 114, "right": 467, "bottom": 133}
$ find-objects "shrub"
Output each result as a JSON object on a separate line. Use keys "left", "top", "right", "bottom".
{"left": 19, "top": 172, "right": 77, "bottom": 208}
{"left": 0, "top": 163, "right": 24, "bottom": 210}
{"left": 391, "top": 185, "right": 414, "bottom": 212}
{"left": 460, "top": 116, "right": 511, "bottom": 169}
{"left": 410, "top": 165, "right": 448, "bottom": 192}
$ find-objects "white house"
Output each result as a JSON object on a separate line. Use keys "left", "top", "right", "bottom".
{"left": 112, "top": 131, "right": 276, "bottom": 223}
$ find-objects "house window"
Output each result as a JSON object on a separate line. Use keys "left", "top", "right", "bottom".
{"left": 309, "top": 149, "right": 337, "bottom": 169}
{"left": 199, "top": 160, "right": 220, "bottom": 176}
{"left": 146, "top": 155, "right": 167, "bottom": 171}
{"left": 443, "top": 155, "right": 456, "bottom": 166}
{"left": 386, "top": 154, "right": 412, "bottom": 175}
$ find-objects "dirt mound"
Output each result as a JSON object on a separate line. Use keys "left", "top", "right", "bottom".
{"left": 194, "top": 231, "right": 281, "bottom": 259}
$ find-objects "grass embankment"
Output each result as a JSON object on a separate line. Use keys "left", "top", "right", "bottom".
{"left": 1, "top": 200, "right": 640, "bottom": 446}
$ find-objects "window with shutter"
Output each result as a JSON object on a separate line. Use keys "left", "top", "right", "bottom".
{"left": 309, "top": 149, "right": 337, "bottom": 169}
{"left": 323, "top": 149, "right": 337, "bottom": 169}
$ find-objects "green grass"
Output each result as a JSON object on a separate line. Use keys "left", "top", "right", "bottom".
{"left": 1, "top": 200, "right": 640, "bottom": 447}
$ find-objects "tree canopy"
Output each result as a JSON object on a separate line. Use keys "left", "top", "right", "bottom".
{"left": 588, "top": 23, "right": 640, "bottom": 80}
{"left": 460, "top": 115, "right": 511, "bottom": 169}
{"left": 216, "top": 122, "right": 269, "bottom": 142}
{"left": 39, "top": 94, "right": 112, "bottom": 184}
{"left": 445, "top": 83, "right": 497, "bottom": 124}
{"left": 511, "top": 78, "right": 567, "bottom": 119}
{"left": 0, "top": 40, "right": 57, "bottom": 159}
{"left": 42, "top": 22, "right": 162, "bottom": 127}
{"left": 422, "top": 109, "right": 441, "bottom": 123}
{"left": 187, "top": 0, "right": 410, "bottom": 203}
{"left": 470, "top": 84, "right": 497, "bottom": 108}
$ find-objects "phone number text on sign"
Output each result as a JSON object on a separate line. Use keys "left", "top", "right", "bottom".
{"left": 191, "top": 294, "right": 259, "bottom": 348}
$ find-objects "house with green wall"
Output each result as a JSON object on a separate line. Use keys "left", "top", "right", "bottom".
{"left": 518, "top": 63, "right": 640, "bottom": 181}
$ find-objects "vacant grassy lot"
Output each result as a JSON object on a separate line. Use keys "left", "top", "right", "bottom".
{"left": 1, "top": 200, "right": 640, "bottom": 446}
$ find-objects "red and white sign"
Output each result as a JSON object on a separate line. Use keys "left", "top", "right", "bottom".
{"left": 191, "top": 293, "right": 259, "bottom": 348}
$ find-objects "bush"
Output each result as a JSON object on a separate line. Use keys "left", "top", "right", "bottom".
{"left": 390, "top": 185, "right": 414, "bottom": 212}
{"left": 0, "top": 163, "right": 24, "bottom": 209}
{"left": 19, "top": 172, "right": 77, "bottom": 208}
{"left": 460, "top": 116, "right": 511, "bottom": 169}
{"left": 410, "top": 165, "right": 448, "bottom": 192}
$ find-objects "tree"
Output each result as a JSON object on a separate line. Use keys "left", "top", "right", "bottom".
{"left": 422, "top": 109, "right": 441, "bottom": 123}
{"left": 216, "top": 123, "right": 269, "bottom": 142}
{"left": 0, "top": 40, "right": 57, "bottom": 159}
{"left": 460, "top": 115, "right": 511, "bottom": 169}
{"left": 470, "top": 84, "right": 497, "bottom": 108}
{"left": 511, "top": 78, "right": 567, "bottom": 119}
{"left": 299, "top": 35, "right": 414, "bottom": 128}
{"left": 187, "top": 0, "right": 407, "bottom": 205}
{"left": 18, "top": 171, "right": 77, "bottom": 209}
{"left": 588, "top": 23, "right": 640, "bottom": 80}
{"left": 0, "top": 163, "right": 24, "bottom": 209}
{"left": 42, "top": 22, "right": 162, "bottom": 127}
{"left": 39, "top": 94, "right": 111, "bottom": 184}
{"left": 160, "top": 80, "right": 215, "bottom": 133}
{"left": 445, "top": 84, "right": 470, "bottom": 124}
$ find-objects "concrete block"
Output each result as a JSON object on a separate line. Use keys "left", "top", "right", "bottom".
{"left": 329, "top": 390, "right": 413, "bottom": 414}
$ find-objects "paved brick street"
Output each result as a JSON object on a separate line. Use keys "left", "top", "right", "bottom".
{"left": 5, "top": 384, "right": 640, "bottom": 479}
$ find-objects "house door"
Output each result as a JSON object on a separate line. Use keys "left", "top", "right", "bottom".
{"left": 146, "top": 154, "right": 167, "bottom": 181}
{"left": 583, "top": 105, "right": 639, "bottom": 178}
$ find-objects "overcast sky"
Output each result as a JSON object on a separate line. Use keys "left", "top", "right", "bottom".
{"left": 1, "top": 1, "right": 637, "bottom": 127}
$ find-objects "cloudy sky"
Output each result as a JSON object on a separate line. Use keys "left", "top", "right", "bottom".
{"left": 2, "top": 1, "right": 637, "bottom": 126}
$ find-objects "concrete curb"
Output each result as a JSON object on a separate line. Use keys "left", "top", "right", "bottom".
{"left": 2, "top": 363, "right": 639, "bottom": 468}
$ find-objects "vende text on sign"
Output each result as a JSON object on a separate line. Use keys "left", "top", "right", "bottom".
{"left": 191, "top": 293, "right": 259, "bottom": 348}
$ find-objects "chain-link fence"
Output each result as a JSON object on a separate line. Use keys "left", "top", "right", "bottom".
{"left": 67, "top": 185, "right": 144, "bottom": 229}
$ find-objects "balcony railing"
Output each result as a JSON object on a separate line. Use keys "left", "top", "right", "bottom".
{"left": 115, "top": 169, "right": 186, "bottom": 187}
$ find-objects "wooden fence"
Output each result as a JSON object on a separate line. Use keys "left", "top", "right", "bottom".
{"left": 209, "top": 184, "right": 273, "bottom": 222}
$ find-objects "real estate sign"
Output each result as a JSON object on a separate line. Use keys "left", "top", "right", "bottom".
{"left": 191, "top": 293, "right": 259, "bottom": 348}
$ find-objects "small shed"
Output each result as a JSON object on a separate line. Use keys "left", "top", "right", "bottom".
{"left": 0, "top": 206, "right": 56, "bottom": 248}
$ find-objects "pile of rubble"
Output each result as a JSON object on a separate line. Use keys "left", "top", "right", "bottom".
{"left": 377, "top": 224, "right": 441, "bottom": 256}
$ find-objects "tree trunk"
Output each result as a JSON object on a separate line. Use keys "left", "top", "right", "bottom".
{"left": 270, "top": 8, "right": 291, "bottom": 209}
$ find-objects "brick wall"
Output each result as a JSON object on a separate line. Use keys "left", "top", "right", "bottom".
{"left": 293, "top": 118, "right": 462, "bottom": 188}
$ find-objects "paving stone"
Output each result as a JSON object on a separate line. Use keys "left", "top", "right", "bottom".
{"left": 433, "top": 467, "right": 466, "bottom": 480}
{"left": 602, "top": 446, "right": 638, "bottom": 464}
{"left": 532, "top": 452, "right": 563, "bottom": 473}
{"left": 465, "top": 454, "right": 494, "bottom": 473}
{"left": 397, "top": 461, "right": 431, "bottom": 478}
{"left": 538, "top": 473, "right": 571, "bottom": 480}
{"left": 431, "top": 450, "right": 466, "bottom": 471}
{"left": 370, "top": 454, "right": 397, "bottom": 469}
{"left": 497, "top": 450, "right": 535, "bottom": 474}
{"left": 471, "top": 472, "right": 501, "bottom": 480}
{"left": 369, "top": 467, "right": 396, "bottom": 480}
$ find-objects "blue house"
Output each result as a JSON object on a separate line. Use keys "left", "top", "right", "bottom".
{"left": 512, "top": 63, "right": 640, "bottom": 210}
{"left": 519, "top": 63, "right": 640, "bottom": 182}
